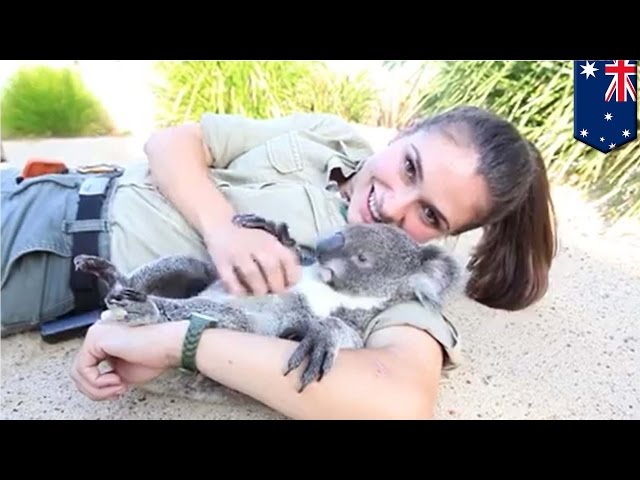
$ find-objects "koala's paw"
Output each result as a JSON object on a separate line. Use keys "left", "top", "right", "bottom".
{"left": 105, "top": 288, "right": 160, "bottom": 326}
{"left": 232, "top": 214, "right": 296, "bottom": 248}
{"left": 284, "top": 322, "right": 341, "bottom": 393}
{"left": 74, "top": 254, "right": 116, "bottom": 279}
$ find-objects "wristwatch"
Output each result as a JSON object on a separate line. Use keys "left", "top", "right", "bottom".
{"left": 180, "top": 312, "right": 218, "bottom": 372}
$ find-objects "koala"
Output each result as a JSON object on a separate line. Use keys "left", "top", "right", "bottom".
{"left": 74, "top": 214, "right": 460, "bottom": 397}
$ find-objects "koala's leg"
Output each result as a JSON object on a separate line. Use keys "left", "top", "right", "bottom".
{"left": 74, "top": 254, "right": 216, "bottom": 299}
{"left": 125, "top": 255, "right": 218, "bottom": 298}
{"left": 106, "top": 294, "right": 254, "bottom": 329}
{"left": 284, "top": 316, "right": 364, "bottom": 392}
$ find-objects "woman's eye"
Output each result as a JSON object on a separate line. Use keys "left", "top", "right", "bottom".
{"left": 404, "top": 156, "right": 416, "bottom": 180}
{"left": 423, "top": 208, "right": 438, "bottom": 226}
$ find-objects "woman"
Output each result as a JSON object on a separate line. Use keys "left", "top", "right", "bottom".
{"left": 1, "top": 105, "right": 557, "bottom": 419}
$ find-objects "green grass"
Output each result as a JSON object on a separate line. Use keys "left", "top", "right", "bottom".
{"left": 1, "top": 65, "right": 115, "bottom": 139}
{"left": 151, "top": 60, "right": 379, "bottom": 127}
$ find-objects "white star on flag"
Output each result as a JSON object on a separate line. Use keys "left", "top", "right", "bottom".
{"left": 580, "top": 61, "right": 598, "bottom": 79}
{"left": 622, "top": 129, "right": 631, "bottom": 138}
{"left": 604, "top": 113, "right": 613, "bottom": 121}
{"left": 580, "top": 129, "right": 588, "bottom": 137}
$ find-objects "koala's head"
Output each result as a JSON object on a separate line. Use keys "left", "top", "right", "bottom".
{"left": 314, "top": 223, "right": 461, "bottom": 306}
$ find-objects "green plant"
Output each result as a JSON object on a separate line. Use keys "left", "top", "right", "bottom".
{"left": 151, "top": 61, "right": 379, "bottom": 127}
{"left": 374, "top": 61, "right": 442, "bottom": 128}
{"left": 1, "top": 65, "right": 115, "bottom": 139}
{"left": 412, "top": 60, "right": 640, "bottom": 222}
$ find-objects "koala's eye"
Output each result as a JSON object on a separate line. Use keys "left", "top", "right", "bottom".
{"left": 355, "top": 253, "right": 369, "bottom": 265}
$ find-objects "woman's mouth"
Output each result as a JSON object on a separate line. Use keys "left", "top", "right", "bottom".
{"left": 366, "top": 185, "right": 383, "bottom": 223}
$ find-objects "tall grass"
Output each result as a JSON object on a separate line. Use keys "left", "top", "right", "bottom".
{"left": 410, "top": 60, "right": 639, "bottom": 222}
{"left": 1, "top": 65, "right": 115, "bottom": 139}
{"left": 371, "top": 61, "right": 441, "bottom": 129}
{"left": 151, "top": 61, "right": 379, "bottom": 127}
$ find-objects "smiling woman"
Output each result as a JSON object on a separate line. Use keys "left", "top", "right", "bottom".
{"left": 2, "top": 104, "right": 557, "bottom": 419}
{"left": 341, "top": 123, "right": 492, "bottom": 240}
{"left": 342, "top": 106, "right": 557, "bottom": 311}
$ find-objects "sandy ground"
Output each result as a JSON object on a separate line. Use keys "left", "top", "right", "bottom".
{"left": 1, "top": 132, "right": 639, "bottom": 420}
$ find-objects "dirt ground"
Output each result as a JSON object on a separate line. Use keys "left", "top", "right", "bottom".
{"left": 1, "top": 133, "right": 638, "bottom": 420}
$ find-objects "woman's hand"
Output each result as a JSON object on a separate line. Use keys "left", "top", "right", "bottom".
{"left": 205, "top": 223, "right": 301, "bottom": 297}
{"left": 70, "top": 320, "right": 189, "bottom": 401}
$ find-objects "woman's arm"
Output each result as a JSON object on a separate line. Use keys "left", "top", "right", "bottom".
{"left": 144, "top": 122, "right": 234, "bottom": 238}
{"left": 143, "top": 123, "right": 301, "bottom": 295}
{"left": 168, "top": 325, "right": 444, "bottom": 420}
{"left": 71, "top": 319, "right": 443, "bottom": 419}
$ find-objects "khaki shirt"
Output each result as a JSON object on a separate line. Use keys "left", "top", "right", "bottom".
{"left": 108, "top": 112, "right": 461, "bottom": 368}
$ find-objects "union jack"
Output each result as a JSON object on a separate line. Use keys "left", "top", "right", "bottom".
{"left": 605, "top": 60, "right": 637, "bottom": 102}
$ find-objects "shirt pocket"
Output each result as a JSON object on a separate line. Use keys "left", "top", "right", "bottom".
{"left": 265, "top": 131, "right": 304, "bottom": 175}
{"left": 1, "top": 172, "right": 80, "bottom": 288}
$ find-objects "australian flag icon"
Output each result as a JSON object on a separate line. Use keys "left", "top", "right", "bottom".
{"left": 574, "top": 60, "right": 637, "bottom": 154}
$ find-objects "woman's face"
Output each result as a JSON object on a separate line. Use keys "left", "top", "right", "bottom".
{"left": 344, "top": 129, "right": 493, "bottom": 243}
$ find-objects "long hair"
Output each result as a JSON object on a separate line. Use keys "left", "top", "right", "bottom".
{"left": 402, "top": 106, "right": 558, "bottom": 310}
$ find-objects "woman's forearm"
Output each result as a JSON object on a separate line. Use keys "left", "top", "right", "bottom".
{"left": 144, "top": 123, "right": 235, "bottom": 235}
{"left": 177, "top": 328, "right": 431, "bottom": 420}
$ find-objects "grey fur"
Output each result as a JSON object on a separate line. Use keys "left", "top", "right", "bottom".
{"left": 74, "top": 215, "right": 460, "bottom": 401}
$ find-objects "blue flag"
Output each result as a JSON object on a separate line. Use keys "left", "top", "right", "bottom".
{"left": 573, "top": 60, "right": 637, "bottom": 154}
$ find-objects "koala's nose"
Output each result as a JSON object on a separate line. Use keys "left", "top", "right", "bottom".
{"left": 316, "top": 232, "right": 345, "bottom": 256}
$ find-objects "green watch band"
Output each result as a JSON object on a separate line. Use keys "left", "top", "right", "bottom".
{"left": 180, "top": 312, "right": 218, "bottom": 372}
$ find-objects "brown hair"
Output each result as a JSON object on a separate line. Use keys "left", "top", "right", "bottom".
{"left": 402, "top": 106, "right": 558, "bottom": 311}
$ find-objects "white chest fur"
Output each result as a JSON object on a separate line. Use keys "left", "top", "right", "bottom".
{"left": 291, "top": 266, "right": 387, "bottom": 318}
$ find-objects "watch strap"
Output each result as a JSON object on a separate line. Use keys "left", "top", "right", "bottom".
{"left": 180, "top": 312, "right": 217, "bottom": 372}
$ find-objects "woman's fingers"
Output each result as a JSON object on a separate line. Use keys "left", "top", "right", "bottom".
{"left": 70, "top": 347, "right": 125, "bottom": 401}
{"left": 253, "top": 245, "right": 301, "bottom": 293}
{"left": 216, "top": 259, "right": 248, "bottom": 296}
{"left": 94, "top": 370, "right": 123, "bottom": 388}
{"left": 254, "top": 251, "right": 286, "bottom": 293}
{"left": 278, "top": 245, "right": 302, "bottom": 288}
{"left": 207, "top": 224, "right": 302, "bottom": 296}
{"left": 235, "top": 254, "right": 270, "bottom": 296}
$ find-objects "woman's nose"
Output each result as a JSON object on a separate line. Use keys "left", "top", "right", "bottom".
{"left": 380, "top": 191, "right": 415, "bottom": 224}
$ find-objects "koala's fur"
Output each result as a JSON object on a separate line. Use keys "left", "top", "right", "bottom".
{"left": 75, "top": 214, "right": 460, "bottom": 402}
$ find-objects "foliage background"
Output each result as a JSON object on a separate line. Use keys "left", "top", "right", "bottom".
{"left": 1, "top": 65, "right": 115, "bottom": 139}
{"left": 150, "top": 60, "right": 379, "bottom": 127}
{"left": 1, "top": 60, "right": 637, "bottom": 221}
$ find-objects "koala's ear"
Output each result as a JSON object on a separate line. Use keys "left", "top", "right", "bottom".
{"left": 409, "top": 274, "right": 445, "bottom": 309}
{"left": 410, "top": 245, "right": 460, "bottom": 307}
{"left": 420, "top": 244, "right": 443, "bottom": 263}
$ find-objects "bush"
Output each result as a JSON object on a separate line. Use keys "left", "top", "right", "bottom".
{"left": 1, "top": 65, "right": 115, "bottom": 139}
{"left": 151, "top": 60, "right": 379, "bottom": 127}
{"left": 411, "top": 60, "right": 640, "bottom": 222}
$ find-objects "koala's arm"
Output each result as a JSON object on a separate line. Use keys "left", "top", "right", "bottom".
{"left": 161, "top": 322, "right": 442, "bottom": 420}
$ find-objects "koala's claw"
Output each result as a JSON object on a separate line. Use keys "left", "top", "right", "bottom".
{"left": 108, "top": 288, "right": 147, "bottom": 303}
{"left": 74, "top": 254, "right": 111, "bottom": 275}
{"left": 73, "top": 254, "right": 121, "bottom": 288}
{"left": 105, "top": 288, "right": 160, "bottom": 326}
{"left": 232, "top": 213, "right": 297, "bottom": 248}
{"left": 284, "top": 324, "right": 339, "bottom": 393}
